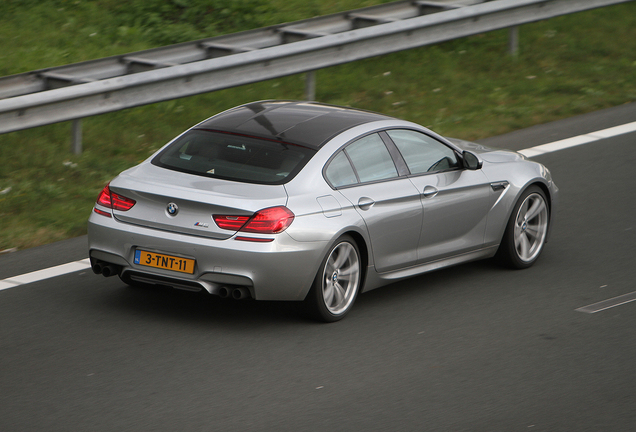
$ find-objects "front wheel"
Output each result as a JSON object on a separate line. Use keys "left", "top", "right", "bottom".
{"left": 305, "top": 235, "right": 362, "bottom": 322}
{"left": 497, "top": 186, "right": 550, "bottom": 269}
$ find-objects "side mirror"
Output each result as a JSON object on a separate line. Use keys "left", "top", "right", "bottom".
{"left": 463, "top": 151, "right": 483, "bottom": 170}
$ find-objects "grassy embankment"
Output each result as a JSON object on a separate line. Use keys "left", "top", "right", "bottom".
{"left": 0, "top": 0, "right": 635, "bottom": 251}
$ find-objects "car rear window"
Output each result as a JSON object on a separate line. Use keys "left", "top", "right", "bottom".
{"left": 152, "top": 129, "right": 316, "bottom": 184}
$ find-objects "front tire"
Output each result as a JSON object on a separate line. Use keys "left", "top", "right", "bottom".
{"left": 497, "top": 185, "right": 549, "bottom": 269}
{"left": 305, "top": 235, "right": 362, "bottom": 322}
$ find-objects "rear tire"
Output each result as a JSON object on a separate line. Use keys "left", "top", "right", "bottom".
{"left": 497, "top": 185, "right": 549, "bottom": 269}
{"left": 305, "top": 235, "right": 362, "bottom": 322}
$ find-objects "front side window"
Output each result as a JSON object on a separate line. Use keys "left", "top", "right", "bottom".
{"left": 152, "top": 129, "right": 315, "bottom": 185}
{"left": 386, "top": 129, "right": 459, "bottom": 175}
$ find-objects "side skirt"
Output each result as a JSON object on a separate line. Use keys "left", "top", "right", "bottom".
{"left": 361, "top": 245, "right": 499, "bottom": 293}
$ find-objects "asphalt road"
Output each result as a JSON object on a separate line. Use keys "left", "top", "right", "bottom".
{"left": 1, "top": 103, "right": 635, "bottom": 432}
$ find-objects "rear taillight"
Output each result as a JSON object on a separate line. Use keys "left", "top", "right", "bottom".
{"left": 96, "top": 185, "right": 112, "bottom": 208}
{"left": 95, "top": 183, "right": 136, "bottom": 214}
{"left": 213, "top": 206, "right": 294, "bottom": 234}
{"left": 213, "top": 215, "right": 250, "bottom": 231}
{"left": 110, "top": 191, "right": 136, "bottom": 211}
{"left": 241, "top": 207, "right": 295, "bottom": 234}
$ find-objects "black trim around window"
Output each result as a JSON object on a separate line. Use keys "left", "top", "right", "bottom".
{"left": 322, "top": 127, "right": 466, "bottom": 190}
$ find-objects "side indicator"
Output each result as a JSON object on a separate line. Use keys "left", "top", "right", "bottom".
{"left": 491, "top": 181, "right": 509, "bottom": 192}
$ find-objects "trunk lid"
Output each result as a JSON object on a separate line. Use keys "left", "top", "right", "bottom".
{"left": 109, "top": 162, "right": 288, "bottom": 239}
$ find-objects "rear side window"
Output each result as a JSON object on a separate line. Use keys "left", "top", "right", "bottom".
{"left": 325, "top": 152, "right": 358, "bottom": 187}
{"left": 324, "top": 133, "right": 399, "bottom": 187}
{"left": 152, "top": 130, "right": 315, "bottom": 185}
{"left": 345, "top": 133, "right": 398, "bottom": 183}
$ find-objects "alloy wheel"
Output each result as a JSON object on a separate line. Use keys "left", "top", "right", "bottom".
{"left": 513, "top": 192, "right": 548, "bottom": 263}
{"left": 321, "top": 241, "right": 360, "bottom": 315}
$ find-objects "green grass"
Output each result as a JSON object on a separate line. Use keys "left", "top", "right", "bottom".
{"left": 1, "top": 1, "right": 635, "bottom": 251}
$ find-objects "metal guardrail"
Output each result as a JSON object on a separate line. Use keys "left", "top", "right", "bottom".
{"left": 1, "top": 0, "right": 482, "bottom": 102}
{"left": 0, "top": 0, "right": 632, "bottom": 151}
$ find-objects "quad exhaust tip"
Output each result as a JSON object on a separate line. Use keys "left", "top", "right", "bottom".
{"left": 218, "top": 286, "right": 251, "bottom": 300}
{"left": 231, "top": 287, "right": 250, "bottom": 300}
{"left": 92, "top": 261, "right": 121, "bottom": 278}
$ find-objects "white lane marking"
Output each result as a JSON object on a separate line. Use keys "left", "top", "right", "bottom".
{"left": 2, "top": 120, "right": 636, "bottom": 291}
{"left": 575, "top": 291, "right": 636, "bottom": 314}
{"left": 0, "top": 259, "right": 91, "bottom": 291}
{"left": 519, "top": 120, "right": 636, "bottom": 158}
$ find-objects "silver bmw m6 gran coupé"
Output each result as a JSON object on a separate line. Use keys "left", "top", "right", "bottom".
{"left": 88, "top": 100, "right": 558, "bottom": 322}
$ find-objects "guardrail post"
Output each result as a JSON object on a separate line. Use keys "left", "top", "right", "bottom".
{"left": 508, "top": 26, "right": 519, "bottom": 57}
{"left": 305, "top": 71, "right": 316, "bottom": 101}
{"left": 71, "top": 119, "right": 82, "bottom": 155}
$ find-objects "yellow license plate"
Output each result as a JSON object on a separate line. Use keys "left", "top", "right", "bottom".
{"left": 134, "top": 249, "right": 195, "bottom": 274}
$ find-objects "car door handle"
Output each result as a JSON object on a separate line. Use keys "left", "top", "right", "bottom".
{"left": 358, "top": 197, "right": 375, "bottom": 210}
{"left": 422, "top": 186, "right": 439, "bottom": 198}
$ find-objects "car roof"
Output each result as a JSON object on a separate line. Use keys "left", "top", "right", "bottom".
{"left": 195, "top": 100, "right": 393, "bottom": 149}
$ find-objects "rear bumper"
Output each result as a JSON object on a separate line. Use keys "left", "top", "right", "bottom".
{"left": 88, "top": 212, "right": 327, "bottom": 301}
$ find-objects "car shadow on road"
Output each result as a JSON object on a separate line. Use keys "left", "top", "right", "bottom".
{"left": 99, "top": 280, "right": 310, "bottom": 326}
{"left": 92, "top": 256, "right": 516, "bottom": 328}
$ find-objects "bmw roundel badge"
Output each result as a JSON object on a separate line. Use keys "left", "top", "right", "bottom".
{"left": 167, "top": 202, "right": 179, "bottom": 216}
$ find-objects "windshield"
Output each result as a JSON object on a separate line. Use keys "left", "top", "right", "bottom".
{"left": 152, "top": 129, "right": 316, "bottom": 185}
